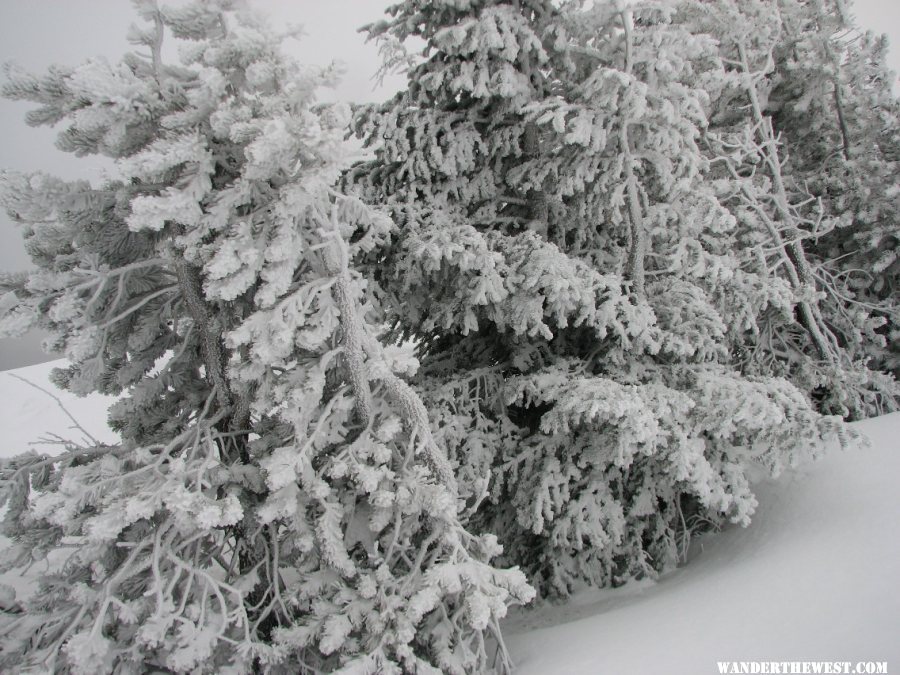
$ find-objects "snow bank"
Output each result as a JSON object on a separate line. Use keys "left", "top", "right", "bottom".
{"left": 505, "top": 412, "right": 900, "bottom": 674}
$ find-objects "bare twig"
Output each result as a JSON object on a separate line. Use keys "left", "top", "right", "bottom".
{"left": 6, "top": 373, "right": 103, "bottom": 447}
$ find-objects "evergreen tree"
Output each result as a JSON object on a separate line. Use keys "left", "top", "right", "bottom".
{"left": 0, "top": 2, "right": 532, "bottom": 672}
{"left": 768, "top": 0, "right": 900, "bottom": 387}
{"left": 353, "top": 0, "right": 865, "bottom": 596}
{"left": 688, "top": 0, "right": 899, "bottom": 419}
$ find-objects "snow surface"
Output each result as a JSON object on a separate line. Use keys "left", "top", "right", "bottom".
{"left": 0, "top": 360, "right": 897, "bottom": 673}
{"left": 505, "top": 412, "right": 900, "bottom": 674}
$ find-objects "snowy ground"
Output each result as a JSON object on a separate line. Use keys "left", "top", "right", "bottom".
{"left": 504, "top": 412, "right": 900, "bottom": 674}
{"left": 1, "top": 360, "right": 898, "bottom": 673}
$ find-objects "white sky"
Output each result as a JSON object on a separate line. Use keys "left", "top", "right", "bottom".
{"left": 0, "top": 0, "right": 897, "bottom": 367}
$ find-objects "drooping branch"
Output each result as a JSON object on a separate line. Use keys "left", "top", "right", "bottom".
{"left": 322, "top": 215, "right": 457, "bottom": 496}
{"left": 323, "top": 240, "right": 373, "bottom": 432}
{"left": 367, "top": 355, "right": 458, "bottom": 495}
{"left": 622, "top": 126, "right": 647, "bottom": 297}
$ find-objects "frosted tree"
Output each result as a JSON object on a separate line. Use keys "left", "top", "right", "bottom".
{"left": 688, "top": 0, "right": 899, "bottom": 417}
{"left": 767, "top": 0, "right": 900, "bottom": 384}
{"left": 0, "top": 2, "right": 532, "bottom": 673}
{"left": 353, "top": 0, "right": 860, "bottom": 596}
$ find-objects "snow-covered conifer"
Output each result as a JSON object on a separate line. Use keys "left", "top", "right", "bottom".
{"left": 353, "top": 0, "right": 869, "bottom": 596}
{"left": 0, "top": 2, "right": 532, "bottom": 672}
{"left": 688, "top": 0, "right": 899, "bottom": 418}
{"left": 768, "top": 0, "right": 899, "bottom": 391}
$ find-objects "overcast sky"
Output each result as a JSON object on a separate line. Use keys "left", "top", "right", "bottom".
{"left": 0, "top": 1, "right": 407, "bottom": 269}
{"left": 0, "top": 0, "right": 898, "bottom": 369}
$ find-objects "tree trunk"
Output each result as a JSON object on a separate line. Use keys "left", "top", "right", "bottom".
{"left": 737, "top": 42, "right": 837, "bottom": 363}
{"left": 618, "top": 2, "right": 646, "bottom": 297}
